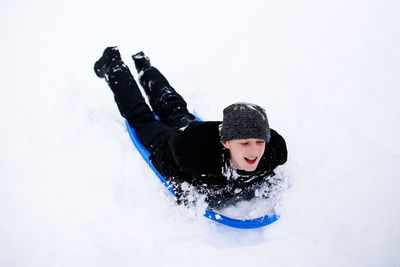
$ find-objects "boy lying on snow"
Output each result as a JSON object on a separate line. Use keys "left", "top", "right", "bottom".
{"left": 94, "top": 47, "right": 288, "bottom": 209}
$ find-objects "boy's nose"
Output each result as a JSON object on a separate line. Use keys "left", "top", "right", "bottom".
{"left": 246, "top": 144, "right": 259, "bottom": 156}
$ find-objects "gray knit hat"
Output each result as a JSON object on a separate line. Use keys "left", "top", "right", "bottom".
{"left": 219, "top": 102, "right": 271, "bottom": 142}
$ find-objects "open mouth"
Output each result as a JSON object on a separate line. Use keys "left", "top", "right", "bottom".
{"left": 244, "top": 157, "right": 257, "bottom": 165}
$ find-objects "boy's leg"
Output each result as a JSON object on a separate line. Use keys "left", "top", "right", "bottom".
{"left": 132, "top": 52, "right": 196, "bottom": 128}
{"left": 95, "top": 47, "right": 171, "bottom": 151}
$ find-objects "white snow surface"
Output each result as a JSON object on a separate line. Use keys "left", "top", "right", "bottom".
{"left": 1, "top": 0, "right": 400, "bottom": 266}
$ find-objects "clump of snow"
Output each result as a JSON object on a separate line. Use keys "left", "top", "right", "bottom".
{"left": 215, "top": 166, "right": 290, "bottom": 219}
{"left": 175, "top": 166, "right": 290, "bottom": 221}
{"left": 176, "top": 182, "right": 209, "bottom": 217}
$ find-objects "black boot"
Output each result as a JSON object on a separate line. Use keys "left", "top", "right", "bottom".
{"left": 94, "top": 46, "right": 122, "bottom": 78}
{"left": 132, "top": 51, "right": 151, "bottom": 73}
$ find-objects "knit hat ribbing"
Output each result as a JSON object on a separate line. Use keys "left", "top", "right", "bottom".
{"left": 219, "top": 102, "right": 271, "bottom": 142}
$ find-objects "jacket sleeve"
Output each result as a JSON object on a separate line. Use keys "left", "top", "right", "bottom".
{"left": 269, "top": 129, "right": 288, "bottom": 167}
{"left": 167, "top": 121, "right": 223, "bottom": 175}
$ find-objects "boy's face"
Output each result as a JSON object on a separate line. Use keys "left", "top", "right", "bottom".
{"left": 222, "top": 138, "right": 266, "bottom": 172}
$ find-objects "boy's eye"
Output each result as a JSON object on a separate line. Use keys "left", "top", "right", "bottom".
{"left": 240, "top": 142, "right": 248, "bottom": 146}
{"left": 256, "top": 141, "right": 265, "bottom": 144}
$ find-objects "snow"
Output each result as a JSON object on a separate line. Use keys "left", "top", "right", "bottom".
{"left": 1, "top": 0, "right": 400, "bottom": 266}
{"left": 217, "top": 166, "right": 289, "bottom": 219}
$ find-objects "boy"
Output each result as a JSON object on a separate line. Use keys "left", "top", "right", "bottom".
{"left": 94, "top": 47, "right": 287, "bottom": 209}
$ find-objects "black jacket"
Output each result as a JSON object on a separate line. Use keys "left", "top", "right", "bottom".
{"left": 150, "top": 121, "right": 287, "bottom": 208}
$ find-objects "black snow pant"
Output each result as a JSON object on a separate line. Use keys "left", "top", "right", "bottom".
{"left": 105, "top": 63, "right": 196, "bottom": 152}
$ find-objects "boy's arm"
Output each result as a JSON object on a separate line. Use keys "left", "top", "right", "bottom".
{"left": 168, "top": 121, "right": 223, "bottom": 175}
{"left": 269, "top": 129, "right": 288, "bottom": 167}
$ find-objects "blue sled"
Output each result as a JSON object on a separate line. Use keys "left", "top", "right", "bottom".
{"left": 125, "top": 119, "right": 279, "bottom": 229}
